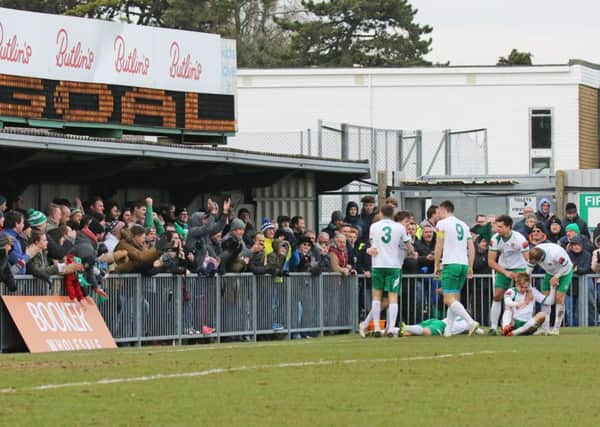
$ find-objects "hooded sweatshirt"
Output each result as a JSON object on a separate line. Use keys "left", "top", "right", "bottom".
{"left": 535, "top": 197, "right": 552, "bottom": 224}
{"left": 185, "top": 211, "right": 226, "bottom": 272}
{"left": 266, "top": 239, "right": 290, "bottom": 282}
{"left": 344, "top": 201, "right": 361, "bottom": 226}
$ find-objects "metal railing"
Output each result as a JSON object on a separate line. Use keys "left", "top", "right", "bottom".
{"left": 0, "top": 273, "right": 359, "bottom": 351}
{"left": 2, "top": 272, "right": 598, "bottom": 351}
{"left": 358, "top": 274, "right": 597, "bottom": 328}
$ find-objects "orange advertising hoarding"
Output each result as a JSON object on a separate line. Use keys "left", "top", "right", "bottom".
{"left": 1, "top": 296, "right": 117, "bottom": 353}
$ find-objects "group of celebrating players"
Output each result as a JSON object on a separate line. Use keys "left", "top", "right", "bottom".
{"left": 359, "top": 200, "right": 570, "bottom": 338}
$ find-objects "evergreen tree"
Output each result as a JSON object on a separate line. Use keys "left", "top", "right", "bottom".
{"left": 162, "top": 0, "right": 292, "bottom": 67}
{"left": 497, "top": 49, "right": 533, "bottom": 66}
{"left": 276, "top": 0, "right": 433, "bottom": 67}
{"left": 0, "top": 0, "right": 79, "bottom": 13}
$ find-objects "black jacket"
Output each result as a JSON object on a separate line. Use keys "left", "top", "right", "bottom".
{"left": 46, "top": 227, "right": 73, "bottom": 262}
{"left": 185, "top": 212, "right": 227, "bottom": 273}
{"left": 567, "top": 249, "right": 592, "bottom": 297}
{"left": 473, "top": 243, "right": 492, "bottom": 274}
{"left": 0, "top": 251, "right": 17, "bottom": 292}
{"left": 563, "top": 215, "right": 590, "bottom": 239}
{"left": 414, "top": 237, "right": 436, "bottom": 273}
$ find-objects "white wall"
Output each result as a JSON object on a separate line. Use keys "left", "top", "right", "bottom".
{"left": 233, "top": 67, "right": 585, "bottom": 175}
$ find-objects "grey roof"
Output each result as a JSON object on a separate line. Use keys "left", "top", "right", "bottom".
{"left": 0, "top": 128, "right": 369, "bottom": 193}
{"left": 0, "top": 128, "right": 369, "bottom": 176}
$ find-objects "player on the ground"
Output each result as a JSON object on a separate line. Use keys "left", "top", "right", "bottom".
{"left": 487, "top": 215, "right": 530, "bottom": 335}
{"left": 395, "top": 317, "right": 484, "bottom": 337}
{"left": 360, "top": 205, "right": 413, "bottom": 338}
{"left": 527, "top": 243, "right": 573, "bottom": 335}
{"left": 433, "top": 200, "right": 480, "bottom": 336}
{"left": 501, "top": 272, "right": 556, "bottom": 336}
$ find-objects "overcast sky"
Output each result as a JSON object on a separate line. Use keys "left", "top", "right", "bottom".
{"left": 410, "top": 0, "right": 600, "bottom": 65}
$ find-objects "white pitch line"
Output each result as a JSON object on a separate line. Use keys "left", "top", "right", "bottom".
{"left": 148, "top": 339, "right": 316, "bottom": 354}
{"left": 0, "top": 350, "right": 510, "bottom": 394}
{"left": 135, "top": 336, "right": 410, "bottom": 355}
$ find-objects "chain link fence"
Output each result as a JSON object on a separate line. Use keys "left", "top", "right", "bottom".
{"left": 226, "top": 122, "right": 487, "bottom": 230}
{"left": 449, "top": 129, "right": 488, "bottom": 176}
{"left": 423, "top": 128, "right": 488, "bottom": 176}
{"left": 228, "top": 130, "right": 315, "bottom": 156}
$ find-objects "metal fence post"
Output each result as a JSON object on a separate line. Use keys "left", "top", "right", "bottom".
{"left": 444, "top": 129, "right": 452, "bottom": 176}
{"left": 352, "top": 275, "right": 359, "bottom": 333}
{"left": 0, "top": 284, "right": 4, "bottom": 353}
{"left": 317, "top": 119, "right": 323, "bottom": 157}
{"left": 341, "top": 123, "right": 349, "bottom": 209}
{"left": 319, "top": 274, "right": 324, "bottom": 336}
{"left": 286, "top": 277, "right": 292, "bottom": 339}
{"left": 252, "top": 274, "right": 257, "bottom": 341}
{"left": 216, "top": 274, "right": 221, "bottom": 343}
{"left": 397, "top": 130, "right": 403, "bottom": 173}
{"left": 580, "top": 276, "right": 589, "bottom": 328}
{"left": 483, "top": 128, "right": 489, "bottom": 175}
{"left": 395, "top": 130, "right": 402, "bottom": 178}
{"left": 136, "top": 274, "right": 142, "bottom": 347}
{"left": 415, "top": 130, "right": 423, "bottom": 178}
{"left": 371, "top": 127, "right": 377, "bottom": 181}
{"left": 176, "top": 275, "right": 183, "bottom": 344}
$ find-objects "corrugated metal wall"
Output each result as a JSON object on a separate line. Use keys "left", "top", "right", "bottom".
{"left": 565, "top": 169, "right": 600, "bottom": 207}
{"left": 254, "top": 173, "right": 316, "bottom": 231}
{"left": 565, "top": 169, "right": 600, "bottom": 188}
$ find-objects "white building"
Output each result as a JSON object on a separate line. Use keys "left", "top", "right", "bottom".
{"left": 233, "top": 60, "right": 600, "bottom": 176}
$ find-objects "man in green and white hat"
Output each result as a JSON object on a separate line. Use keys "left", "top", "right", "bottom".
{"left": 27, "top": 208, "right": 48, "bottom": 233}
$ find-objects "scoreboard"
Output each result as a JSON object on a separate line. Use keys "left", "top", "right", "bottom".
{"left": 0, "top": 8, "right": 237, "bottom": 141}
{"left": 0, "top": 74, "right": 235, "bottom": 133}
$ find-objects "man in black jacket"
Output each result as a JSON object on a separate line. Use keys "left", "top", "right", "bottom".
{"left": 566, "top": 236, "right": 592, "bottom": 326}
{"left": 415, "top": 225, "right": 436, "bottom": 273}
{"left": 220, "top": 218, "right": 252, "bottom": 273}
{"left": 357, "top": 196, "right": 376, "bottom": 244}
{"left": 563, "top": 202, "right": 590, "bottom": 239}
{"left": 0, "top": 232, "right": 16, "bottom": 292}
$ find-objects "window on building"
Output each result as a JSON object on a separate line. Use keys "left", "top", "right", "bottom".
{"left": 531, "top": 109, "right": 552, "bottom": 149}
{"left": 531, "top": 158, "right": 551, "bottom": 175}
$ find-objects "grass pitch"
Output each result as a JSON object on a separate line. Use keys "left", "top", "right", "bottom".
{"left": 1, "top": 329, "right": 599, "bottom": 426}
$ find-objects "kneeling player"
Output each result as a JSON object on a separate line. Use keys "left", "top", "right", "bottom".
{"left": 501, "top": 272, "right": 556, "bottom": 336}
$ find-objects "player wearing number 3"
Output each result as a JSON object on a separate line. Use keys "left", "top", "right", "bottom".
{"left": 434, "top": 200, "right": 480, "bottom": 336}
{"left": 360, "top": 205, "right": 414, "bottom": 337}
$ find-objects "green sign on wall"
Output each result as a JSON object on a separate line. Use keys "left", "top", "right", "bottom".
{"left": 579, "top": 193, "right": 600, "bottom": 230}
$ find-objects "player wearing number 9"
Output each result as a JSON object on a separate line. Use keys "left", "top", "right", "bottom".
{"left": 434, "top": 200, "right": 481, "bottom": 337}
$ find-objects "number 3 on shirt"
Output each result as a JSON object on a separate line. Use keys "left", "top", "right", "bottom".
{"left": 381, "top": 226, "right": 392, "bottom": 243}
{"left": 455, "top": 223, "right": 464, "bottom": 241}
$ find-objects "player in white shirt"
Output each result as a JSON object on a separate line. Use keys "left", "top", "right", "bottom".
{"left": 501, "top": 272, "right": 556, "bottom": 336}
{"left": 360, "top": 205, "right": 413, "bottom": 338}
{"left": 527, "top": 243, "right": 573, "bottom": 335}
{"left": 433, "top": 200, "right": 480, "bottom": 337}
{"left": 487, "top": 215, "right": 530, "bottom": 334}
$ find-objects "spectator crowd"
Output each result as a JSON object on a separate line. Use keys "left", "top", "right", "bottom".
{"left": 0, "top": 193, "right": 599, "bottom": 330}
